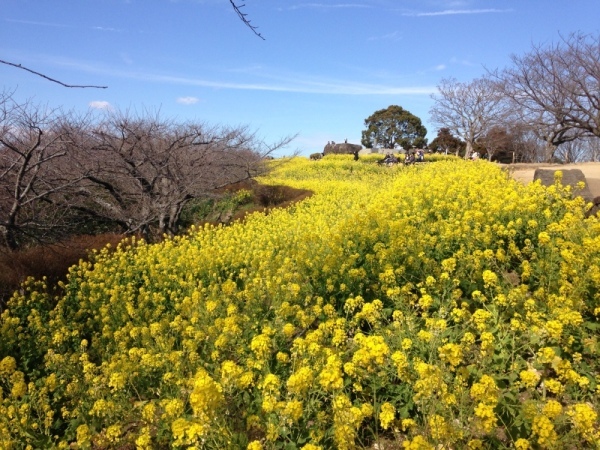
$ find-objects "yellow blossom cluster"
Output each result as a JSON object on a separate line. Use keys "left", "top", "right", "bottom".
{"left": 0, "top": 156, "right": 599, "bottom": 448}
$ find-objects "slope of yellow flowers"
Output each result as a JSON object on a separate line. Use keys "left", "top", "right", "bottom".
{"left": 1, "top": 156, "right": 599, "bottom": 449}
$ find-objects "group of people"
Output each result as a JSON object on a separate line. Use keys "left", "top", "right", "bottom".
{"left": 404, "top": 149, "right": 426, "bottom": 164}
{"left": 378, "top": 149, "right": 426, "bottom": 166}
{"left": 379, "top": 153, "right": 400, "bottom": 165}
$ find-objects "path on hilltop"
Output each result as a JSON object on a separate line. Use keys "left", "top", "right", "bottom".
{"left": 503, "top": 162, "right": 600, "bottom": 198}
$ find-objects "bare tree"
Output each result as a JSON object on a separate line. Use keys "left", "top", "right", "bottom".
{"left": 505, "top": 124, "right": 545, "bottom": 163}
{"left": 430, "top": 76, "right": 509, "bottom": 159}
{"left": 0, "top": 94, "right": 83, "bottom": 249}
{"left": 0, "top": 99, "right": 296, "bottom": 248}
{"left": 493, "top": 36, "right": 586, "bottom": 162}
{"left": 477, "top": 125, "right": 512, "bottom": 162}
{"left": 569, "top": 135, "right": 600, "bottom": 162}
{"left": 554, "top": 139, "right": 588, "bottom": 163}
{"left": 559, "top": 32, "right": 600, "bottom": 137}
{"left": 68, "top": 110, "right": 293, "bottom": 240}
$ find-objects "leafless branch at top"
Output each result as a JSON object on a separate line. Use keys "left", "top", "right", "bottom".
{"left": 0, "top": 59, "right": 108, "bottom": 89}
{"left": 229, "top": 0, "right": 265, "bottom": 40}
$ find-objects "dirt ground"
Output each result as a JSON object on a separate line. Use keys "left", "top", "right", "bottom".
{"left": 501, "top": 162, "right": 600, "bottom": 198}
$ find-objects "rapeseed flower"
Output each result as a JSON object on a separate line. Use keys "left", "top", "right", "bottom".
{"left": 567, "top": 403, "right": 599, "bottom": 442}
{"left": 402, "top": 436, "right": 434, "bottom": 449}
{"left": 379, "top": 402, "right": 395, "bottom": 429}
{"left": 532, "top": 415, "right": 558, "bottom": 447}
{"left": 2, "top": 157, "right": 599, "bottom": 448}
{"left": 438, "top": 343, "right": 462, "bottom": 368}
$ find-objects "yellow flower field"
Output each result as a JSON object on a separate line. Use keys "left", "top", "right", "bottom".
{"left": 1, "top": 155, "right": 599, "bottom": 449}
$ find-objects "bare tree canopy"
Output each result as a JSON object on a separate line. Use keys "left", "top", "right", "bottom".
{"left": 0, "top": 92, "right": 295, "bottom": 249}
{"left": 492, "top": 32, "right": 600, "bottom": 161}
{"left": 429, "top": 76, "right": 509, "bottom": 159}
{"left": 556, "top": 33, "right": 600, "bottom": 136}
{"left": 68, "top": 110, "right": 290, "bottom": 239}
{"left": 0, "top": 94, "right": 85, "bottom": 249}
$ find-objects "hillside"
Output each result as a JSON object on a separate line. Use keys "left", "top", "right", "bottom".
{"left": 0, "top": 156, "right": 598, "bottom": 449}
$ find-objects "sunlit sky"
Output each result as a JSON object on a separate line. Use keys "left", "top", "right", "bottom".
{"left": 2, "top": 0, "right": 599, "bottom": 156}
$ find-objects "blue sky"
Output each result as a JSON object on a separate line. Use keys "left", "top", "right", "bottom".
{"left": 2, "top": 1, "right": 599, "bottom": 156}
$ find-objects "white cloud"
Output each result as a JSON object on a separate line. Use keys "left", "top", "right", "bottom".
{"left": 449, "top": 56, "right": 476, "bottom": 67}
{"left": 403, "top": 8, "right": 513, "bottom": 17}
{"left": 34, "top": 55, "right": 437, "bottom": 96}
{"left": 287, "top": 3, "right": 372, "bottom": 10}
{"left": 145, "top": 73, "right": 436, "bottom": 95}
{"left": 176, "top": 96, "right": 200, "bottom": 105}
{"left": 5, "top": 18, "right": 72, "bottom": 28}
{"left": 92, "top": 26, "right": 120, "bottom": 32}
{"left": 88, "top": 100, "right": 112, "bottom": 110}
{"left": 434, "top": 64, "right": 446, "bottom": 71}
{"left": 367, "top": 31, "right": 401, "bottom": 42}
{"left": 105, "top": 69, "right": 436, "bottom": 95}
{"left": 5, "top": 18, "right": 123, "bottom": 32}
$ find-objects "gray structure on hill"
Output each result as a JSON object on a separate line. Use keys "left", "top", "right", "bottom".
{"left": 533, "top": 168, "right": 593, "bottom": 202}
{"left": 324, "top": 141, "right": 362, "bottom": 155}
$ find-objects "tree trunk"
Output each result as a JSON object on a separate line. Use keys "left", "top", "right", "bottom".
{"left": 464, "top": 141, "right": 474, "bottom": 160}
{"left": 0, "top": 225, "right": 18, "bottom": 250}
{"left": 543, "top": 140, "right": 557, "bottom": 162}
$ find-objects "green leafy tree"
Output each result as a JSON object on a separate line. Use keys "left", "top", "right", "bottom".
{"left": 361, "top": 105, "right": 427, "bottom": 150}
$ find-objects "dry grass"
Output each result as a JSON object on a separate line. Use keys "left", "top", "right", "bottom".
{"left": 0, "top": 233, "right": 125, "bottom": 305}
{"left": 0, "top": 182, "right": 313, "bottom": 306}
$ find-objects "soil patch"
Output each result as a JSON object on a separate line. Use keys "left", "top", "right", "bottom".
{"left": 533, "top": 168, "right": 593, "bottom": 201}
{"left": 501, "top": 162, "right": 600, "bottom": 198}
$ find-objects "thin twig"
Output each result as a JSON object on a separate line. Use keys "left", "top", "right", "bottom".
{"left": 229, "top": 0, "right": 265, "bottom": 40}
{"left": 0, "top": 59, "right": 108, "bottom": 89}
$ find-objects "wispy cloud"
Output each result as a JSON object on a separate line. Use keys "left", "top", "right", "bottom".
{"left": 89, "top": 100, "right": 112, "bottom": 110}
{"left": 33, "top": 55, "right": 437, "bottom": 96}
{"left": 449, "top": 56, "right": 477, "bottom": 67}
{"left": 145, "top": 73, "right": 436, "bottom": 95}
{"left": 367, "top": 31, "right": 401, "bottom": 42}
{"left": 4, "top": 18, "right": 73, "bottom": 28}
{"left": 224, "top": 64, "right": 266, "bottom": 74}
{"left": 285, "top": 3, "right": 372, "bottom": 10}
{"left": 92, "top": 26, "right": 121, "bottom": 32}
{"left": 5, "top": 18, "right": 123, "bottom": 32}
{"left": 403, "top": 8, "right": 513, "bottom": 17}
{"left": 176, "top": 96, "right": 200, "bottom": 105}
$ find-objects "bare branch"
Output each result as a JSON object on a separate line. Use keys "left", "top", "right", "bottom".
{"left": 430, "top": 76, "right": 509, "bottom": 159}
{"left": 2, "top": 2, "right": 264, "bottom": 91}
{"left": 0, "top": 59, "right": 108, "bottom": 89}
{"left": 229, "top": 0, "right": 265, "bottom": 40}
